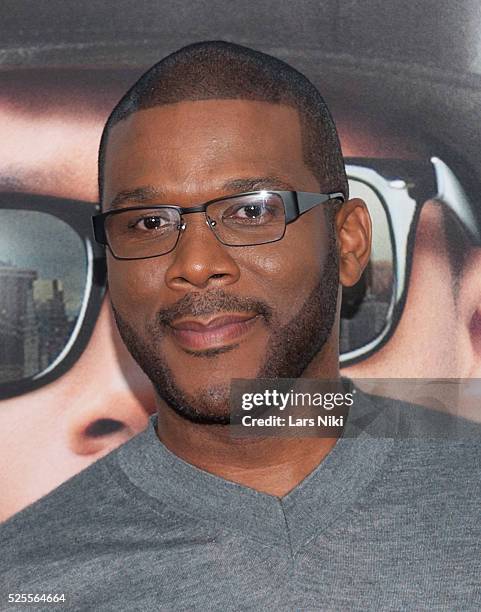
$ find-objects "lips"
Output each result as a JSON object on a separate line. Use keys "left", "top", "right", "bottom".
{"left": 169, "top": 313, "right": 261, "bottom": 351}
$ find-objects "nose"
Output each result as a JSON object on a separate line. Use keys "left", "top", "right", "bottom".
{"left": 164, "top": 213, "right": 241, "bottom": 291}
{"left": 66, "top": 300, "right": 156, "bottom": 457}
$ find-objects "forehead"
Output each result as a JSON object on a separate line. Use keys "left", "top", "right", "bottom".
{"left": 103, "top": 100, "right": 310, "bottom": 192}
{"left": 109, "top": 99, "right": 304, "bottom": 141}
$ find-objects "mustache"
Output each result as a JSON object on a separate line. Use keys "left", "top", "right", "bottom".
{"left": 156, "top": 289, "right": 274, "bottom": 326}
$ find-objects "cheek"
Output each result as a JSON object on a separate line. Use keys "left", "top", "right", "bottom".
{"left": 391, "top": 261, "right": 457, "bottom": 375}
{"left": 240, "top": 210, "right": 329, "bottom": 317}
{"left": 107, "top": 256, "right": 166, "bottom": 316}
{"left": 283, "top": 209, "right": 330, "bottom": 284}
{"left": 399, "top": 203, "right": 457, "bottom": 341}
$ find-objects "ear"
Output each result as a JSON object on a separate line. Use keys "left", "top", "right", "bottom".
{"left": 336, "top": 198, "right": 372, "bottom": 287}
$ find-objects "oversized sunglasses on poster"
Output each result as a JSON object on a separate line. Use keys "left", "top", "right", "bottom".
{"left": 0, "top": 198, "right": 105, "bottom": 400}
{"left": 341, "top": 157, "right": 480, "bottom": 365}
{"left": 0, "top": 157, "right": 479, "bottom": 399}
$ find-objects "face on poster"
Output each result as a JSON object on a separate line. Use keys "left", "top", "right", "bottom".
{"left": 1, "top": 5, "right": 481, "bottom": 521}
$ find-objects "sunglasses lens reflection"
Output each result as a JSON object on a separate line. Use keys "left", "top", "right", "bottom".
{"left": 0, "top": 209, "right": 88, "bottom": 385}
{"left": 340, "top": 180, "right": 394, "bottom": 354}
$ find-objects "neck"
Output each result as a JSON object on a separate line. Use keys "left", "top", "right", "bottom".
{"left": 155, "top": 355, "right": 342, "bottom": 498}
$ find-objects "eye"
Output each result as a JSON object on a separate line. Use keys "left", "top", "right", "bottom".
{"left": 129, "top": 214, "right": 171, "bottom": 232}
{"left": 237, "top": 204, "right": 266, "bottom": 219}
{"left": 223, "top": 201, "right": 277, "bottom": 225}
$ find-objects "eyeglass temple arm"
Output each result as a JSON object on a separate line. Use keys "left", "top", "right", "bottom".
{"left": 296, "top": 191, "right": 345, "bottom": 215}
{"left": 91, "top": 215, "right": 106, "bottom": 245}
{"left": 431, "top": 157, "right": 481, "bottom": 245}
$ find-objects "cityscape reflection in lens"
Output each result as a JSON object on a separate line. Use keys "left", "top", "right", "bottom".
{"left": 0, "top": 209, "right": 87, "bottom": 383}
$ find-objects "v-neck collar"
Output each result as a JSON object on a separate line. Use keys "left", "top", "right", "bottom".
{"left": 115, "top": 381, "right": 396, "bottom": 551}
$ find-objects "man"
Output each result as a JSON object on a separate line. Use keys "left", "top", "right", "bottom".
{"left": 1, "top": 42, "right": 479, "bottom": 610}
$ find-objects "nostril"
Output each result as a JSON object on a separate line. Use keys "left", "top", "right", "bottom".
{"left": 84, "top": 418, "right": 125, "bottom": 438}
{"left": 70, "top": 417, "right": 131, "bottom": 457}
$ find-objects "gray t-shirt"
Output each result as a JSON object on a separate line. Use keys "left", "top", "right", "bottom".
{"left": 1, "top": 384, "right": 480, "bottom": 611}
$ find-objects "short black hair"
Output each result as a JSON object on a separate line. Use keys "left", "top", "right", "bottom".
{"left": 98, "top": 40, "right": 348, "bottom": 206}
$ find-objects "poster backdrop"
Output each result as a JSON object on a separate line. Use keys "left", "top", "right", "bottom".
{"left": 1, "top": 0, "right": 481, "bottom": 521}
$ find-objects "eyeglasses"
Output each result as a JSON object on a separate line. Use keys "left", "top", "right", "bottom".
{"left": 340, "top": 156, "right": 481, "bottom": 366}
{"left": 0, "top": 194, "right": 106, "bottom": 400}
{"left": 92, "top": 190, "right": 345, "bottom": 260}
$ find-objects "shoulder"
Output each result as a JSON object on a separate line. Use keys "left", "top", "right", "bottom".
{"left": 349, "top": 383, "right": 481, "bottom": 488}
{"left": 355, "top": 389, "right": 481, "bottom": 515}
{"left": 342, "top": 389, "right": 480, "bottom": 544}
{"left": 350, "top": 381, "right": 481, "bottom": 442}
{"left": 0, "top": 446, "right": 124, "bottom": 542}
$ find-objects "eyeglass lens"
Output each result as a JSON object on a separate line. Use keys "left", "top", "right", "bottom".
{"left": 0, "top": 209, "right": 88, "bottom": 385}
{"left": 105, "top": 192, "right": 287, "bottom": 258}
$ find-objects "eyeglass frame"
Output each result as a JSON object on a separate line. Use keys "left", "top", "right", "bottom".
{"left": 0, "top": 193, "right": 106, "bottom": 400}
{"left": 91, "top": 190, "right": 346, "bottom": 260}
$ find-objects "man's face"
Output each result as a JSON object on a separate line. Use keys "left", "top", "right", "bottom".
{"left": 104, "top": 100, "right": 342, "bottom": 423}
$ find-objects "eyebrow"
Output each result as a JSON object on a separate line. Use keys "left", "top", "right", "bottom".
{"left": 108, "top": 186, "right": 165, "bottom": 210}
{"left": 223, "top": 176, "right": 297, "bottom": 192}
{"left": 107, "top": 176, "right": 297, "bottom": 210}
{"left": 0, "top": 173, "right": 26, "bottom": 191}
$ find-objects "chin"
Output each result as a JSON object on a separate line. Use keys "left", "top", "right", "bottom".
{"left": 170, "top": 350, "right": 265, "bottom": 383}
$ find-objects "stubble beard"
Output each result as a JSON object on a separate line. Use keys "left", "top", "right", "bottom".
{"left": 112, "top": 234, "right": 339, "bottom": 426}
